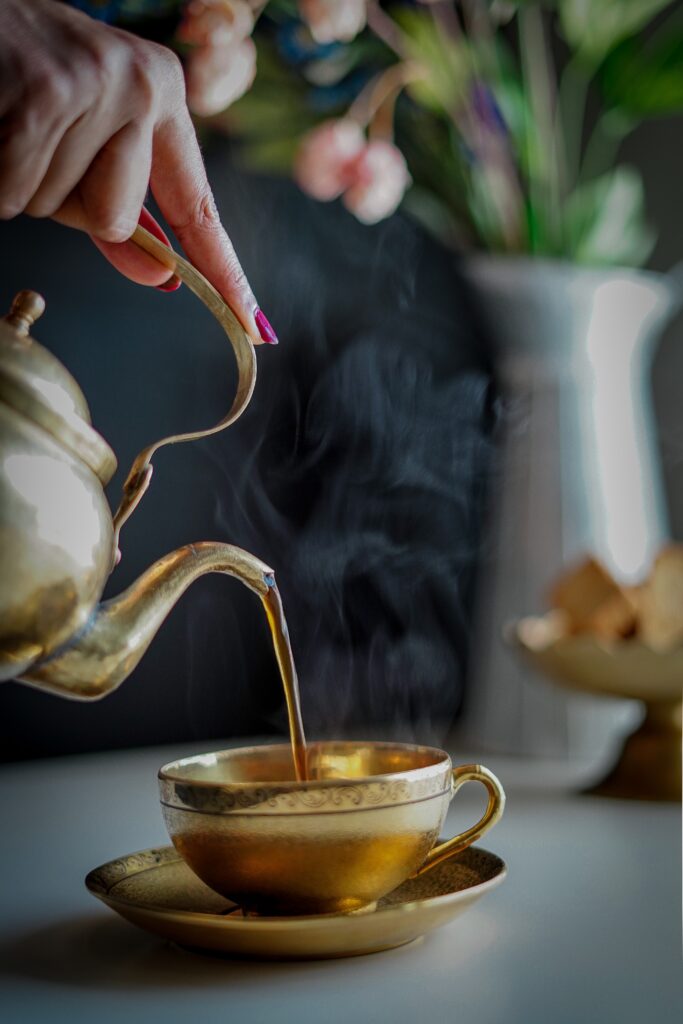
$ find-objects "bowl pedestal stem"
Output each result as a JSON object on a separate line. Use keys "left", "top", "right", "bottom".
{"left": 586, "top": 698, "right": 681, "bottom": 802}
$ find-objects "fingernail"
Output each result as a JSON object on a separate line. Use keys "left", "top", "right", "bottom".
{"left": 138, "top": 206, "right": 171, "bottom": 244}
{"left": 156, "top": 275, "right": 181, "bottom": 292}
{"left": 254, "top": 308, "right": 279, "bottom": 345}
{"left": 138, "top": 207, "right": 181, "bottom": 292}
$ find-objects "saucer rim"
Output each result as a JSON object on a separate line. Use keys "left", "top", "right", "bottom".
{"left": 85, "top": 844, "right": 507, "bottom": 929}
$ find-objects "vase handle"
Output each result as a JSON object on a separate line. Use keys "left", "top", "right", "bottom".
{"left": 666, "top": 261, "right": 683, "bottom": 317}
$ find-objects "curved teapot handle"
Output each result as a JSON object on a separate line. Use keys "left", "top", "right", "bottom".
{"left": 111, "top": 225, "right": 257, "bottom": 559}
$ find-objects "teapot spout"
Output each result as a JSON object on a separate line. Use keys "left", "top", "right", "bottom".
{"left": 18, "top": 543, "right": 274, "bottom": 700}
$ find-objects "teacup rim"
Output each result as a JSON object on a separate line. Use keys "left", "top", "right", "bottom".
{"left": 158, "top": 739, "right": 452, "bottom": 790}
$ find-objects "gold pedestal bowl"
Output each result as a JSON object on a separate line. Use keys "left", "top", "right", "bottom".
{"left": 512, "top": 616, "right": 682, "bottom": 801}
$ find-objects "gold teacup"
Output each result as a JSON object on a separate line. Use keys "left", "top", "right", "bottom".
{"left": 159, "top": 741, "right": 505, "bottom": 916}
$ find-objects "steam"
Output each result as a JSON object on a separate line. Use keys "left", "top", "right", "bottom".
{"left": 188, "top": 305, "right": 495, "bottom": 747}
{"left": 180, "top": 165, "right": 495, "bottom": 746}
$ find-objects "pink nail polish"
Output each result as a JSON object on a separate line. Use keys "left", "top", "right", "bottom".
{"left": 156, "top": 276, "right": 181, "bottom": 292}
{"left": 138, "top": 207, "right": 181, "bottom": 292}
{"left": 255, "top": 308, "right": 279, "bottom": 345}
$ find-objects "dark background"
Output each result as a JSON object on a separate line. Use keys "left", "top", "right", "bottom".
{"left": 0, "top": 139, "right": 496, "bottom": 759}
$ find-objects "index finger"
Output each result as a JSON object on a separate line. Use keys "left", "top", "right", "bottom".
{"left": 151, "top": 108, "right": 276, "bottom": 345}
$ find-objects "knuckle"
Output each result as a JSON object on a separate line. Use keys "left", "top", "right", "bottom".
{"left": 88, "top": 210, "right": 133, "bottom": 243}
{"left": 96, "top": 223, "right": 132, "bottom": 244}
{"left": 23, "top": 197, "right": 56, "bottom": 218}
{"left": 131, "top": 41, "right": 185, "bottom": 111}
{"left": 0, "top": 195, "right": 24, "bottom": 220}
{"left": 159, "top": 46, "right": 186, "bottom": 96}
{"left": 187, "top": 189, "right": 221, "bottom": 233}
{"left": 128, "top": 60, "right": 156, "bottom": 117}
{"left": 87, "top": 36, "right": 125, "bottom": 93}
{"left": 32, "top": 65, "right": 74, "bottom": 111}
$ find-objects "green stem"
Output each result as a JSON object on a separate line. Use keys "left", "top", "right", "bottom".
{"left": 518, "top": 6, "right": 561, "bottom": 252}
{"left": 557, "top": 56, "right": 590, "bottom": 191}
{"left": 347, "top": 62, "right": 423, "bottom": 132}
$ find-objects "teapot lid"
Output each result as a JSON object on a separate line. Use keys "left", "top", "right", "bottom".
{"left": 0, "top": 291, "right": 117, "bottom": 485}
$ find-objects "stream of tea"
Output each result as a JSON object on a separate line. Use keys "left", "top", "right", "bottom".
{"left": 261, "top": 580, "right": 308, "bottom": 782}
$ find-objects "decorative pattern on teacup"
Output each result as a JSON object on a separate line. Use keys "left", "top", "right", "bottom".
{"left": 160, "top": 773, "right": 451, "bottom": 815}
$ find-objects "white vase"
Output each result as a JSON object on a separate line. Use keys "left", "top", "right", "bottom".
{"left": 459, "top": 257, "right": 682, "bottom": 759}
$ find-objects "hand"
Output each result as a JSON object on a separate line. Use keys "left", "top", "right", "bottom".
{"left": 0, "top": 0, "right": 275, "bottom": 344}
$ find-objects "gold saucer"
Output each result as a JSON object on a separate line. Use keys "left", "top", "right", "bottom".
{"left": 85, "top": 845, "right": 506, "bottom": 960}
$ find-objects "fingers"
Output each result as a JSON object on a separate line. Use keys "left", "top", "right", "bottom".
{"left": 0, "top": 82, "right": 86, "bottom": 219}
{"left": 89, "top": 233, "right": 176, "bottom": 288}
{"left": 0, "top": 6, "right": 275, "bottom": 334}
{"left": 30, "top": 114, "right": 144, "bottom": 234}
{"left": 90, "top": 206, "right": 179, "bottom": 289}
{"left": 54, "top": 199, "right": 176, "bottom": 289}
{"left": 151, "top": 108, "right": 268, "bottom": 343}
{"left": 52, "top": 124, "right": 174, "bottom": 288}
{"left": 80, "top": 120, "right": 151, "bottom": 240}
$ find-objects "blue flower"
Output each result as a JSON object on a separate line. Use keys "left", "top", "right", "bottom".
{"left": 67, "top": 0, "right": 123, "bottom": 20}
{"left": 308, "top": 70, "right": 373, "bottom": 113}
{"left": 470, "top": 82, "right": 508, "bottom": 137}
{"left": 66, "top": 1, "right": 179, "bottom": 22}
{"left": 276, "top": 20, "right": 340, "bottom": 67}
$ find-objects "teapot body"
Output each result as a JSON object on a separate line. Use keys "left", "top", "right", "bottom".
{"left": 0, "top": 291, "right": 117, "bottom": 683}
{"left": 0, "top": 393, "right": 115, "bottom": 681}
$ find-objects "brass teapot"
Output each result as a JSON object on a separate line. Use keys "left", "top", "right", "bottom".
{"left": 0, "top": 226, "right": 275, "bottom": 699}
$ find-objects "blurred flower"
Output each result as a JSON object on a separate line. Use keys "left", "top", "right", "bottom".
{"left": 342, "top": 140, "right": 411, "bottom": 224}
{"left": 177, "top": 0, "right": 253, "bottom": 48}
{"left": 186, "top": 37, "right": 257, "bottom": 116}
{"left": 295, "top": 121, "right": 411, "bottom": 223}
{"left": 299, "top": 0, "right": 367, "bottom": 44}
{"left": 294, "top": 118, "right": 366, "bottom": 200}
{"left": 178, "top": 0, "right": 256, "bottom": 116}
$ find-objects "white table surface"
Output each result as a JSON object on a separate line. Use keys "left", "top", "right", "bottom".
{"left": 0, "top": 740, "right": 681, "bottom": 1024}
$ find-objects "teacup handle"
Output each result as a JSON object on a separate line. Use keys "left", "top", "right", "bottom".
{"left": 412, "top": 764, "right": 505, "bottom": 876}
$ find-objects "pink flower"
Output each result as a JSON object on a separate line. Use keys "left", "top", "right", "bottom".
{"left": 342, "top": 140, "right": 411, "bottom": 224}
{"left": 177, "top": 0, "right": 253, "bottom": 48}
{"left": 299, "top": 0, "right": 367, "bottom": 43}
{"left": 294, "top": 119, "right": 366, "bottom": 201}
{"left": 186, "top": 38, "right": 257, "bottom": 116}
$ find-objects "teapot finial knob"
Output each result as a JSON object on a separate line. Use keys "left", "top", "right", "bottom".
{"left": 5, "top": 290, "right": 45, "bottom": 338}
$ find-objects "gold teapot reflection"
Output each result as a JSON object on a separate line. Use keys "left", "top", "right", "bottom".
{"left": 0, "top": 226, "right": 274, "bottom": 700}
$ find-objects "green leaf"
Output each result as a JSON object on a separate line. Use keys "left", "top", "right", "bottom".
{"left": 236, "top": 137, "right": 301, "bottom": 174}
{"left": 563, "top": 166, "right": 656, "bottom": 266}
{"left": 391, "top": 8, "right": 472, "bottom": 112}
{"left": 401, "top": 187, "right": 464, "bottom": 247}
{"left": 600, "top": 30, "right": 683, "bottom": 116}
{"left": 559, "top": 0, "right": 674, "bottom": 64}
{"left": 485, "top": 0, "right": 559, "bottom": 15}
{"left": 222, "top": 92, "right": 319, "bottom": 138}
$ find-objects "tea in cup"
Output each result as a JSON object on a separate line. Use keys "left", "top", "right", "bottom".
{"left": 159, "top": 740, "right": 505, "bottom": 916}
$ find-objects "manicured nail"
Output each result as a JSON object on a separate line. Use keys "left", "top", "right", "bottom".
{"left": 156, "top": 276, "right": 181, "bottom": 292}
{"left": 254, "top": 308, "right": 279, "bottom": 345}
{"left": 138, "top": 207, "right": 181, "bottom": 292}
